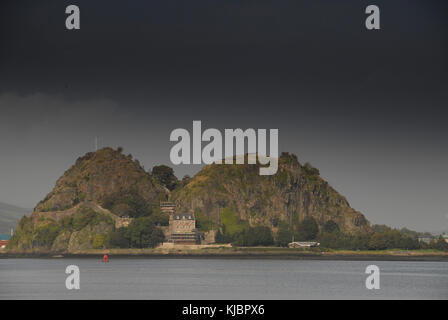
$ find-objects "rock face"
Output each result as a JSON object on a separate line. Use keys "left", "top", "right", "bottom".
{"left": 170, "top": 153, "right": 370, "bottom": 234}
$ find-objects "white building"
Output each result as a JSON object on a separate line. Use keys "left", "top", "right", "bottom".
{"left": 288, "top": 241, "right": 320, "bottom": 248}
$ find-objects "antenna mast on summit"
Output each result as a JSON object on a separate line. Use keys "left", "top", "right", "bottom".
{"left": 95, "top": 137, "right": 98, "bottom": 151}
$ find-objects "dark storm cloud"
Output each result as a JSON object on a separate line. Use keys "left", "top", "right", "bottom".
{"left": 0, "top": 0, "right": 447, "bottom": 231}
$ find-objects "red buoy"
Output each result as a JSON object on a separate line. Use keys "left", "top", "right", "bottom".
{"left": 102, "top": 254, "right": 109, "bottom": 263}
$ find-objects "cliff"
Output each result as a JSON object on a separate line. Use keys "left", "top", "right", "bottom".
{"left": 170, "top": 153, "right": 370, "bottom": 234}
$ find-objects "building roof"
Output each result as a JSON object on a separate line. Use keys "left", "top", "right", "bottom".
{"left": 0, "top": 234, "right": 11, "bottom": 241}
{"left": 173, "top": 213, "right": 194, "bottom": 220}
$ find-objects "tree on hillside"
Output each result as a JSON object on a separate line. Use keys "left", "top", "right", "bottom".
{"left": 215, "top": 229, "right": 225, "bottom": 243}
{"left": 252, "top": 226, "right": 274, "bottom": 246}
{"left": 368, "top": 232, "right": 391, "bottom": 250}
{"left": 430, "top": 236, "right": 448, "bottom": 251}
{"left": 276, "top": 223, "right": 293, "bottom": 247}
{"left": 102, "top": 189, "right": 152, "bottom": 218}
{"left": 371, "top": 224, "right": 391, "bottom": 233}
{"left": 297, "top": 217, "right": 319, "bottom": 241}
{"left": 368, "top": 229, "right": 420, "bottom": 250}
{"left": 34, "top": 222, "right": 61, "bottom": 248}
{"left": 181, "top": 175, "right": 192, "bottom": 185}
{"left": 126, "top": 217, "right": 165, "bottom": 248}
{"left": 151, "top": 165, "right": 179, "bottom": 191}
{"left": 303, "top": 162, "right": 320, "bottom": 176}
{"left": 108, "top": 227, "right": 130, "bottom": 248}
{"left": 147, "top": 208, "right": 169, "bottom": 226}
{"left": 323, "top": 220, "right": 339, "bottom": 233}
{"left": 234, "top": 226, "right": 274, "bottom": 246}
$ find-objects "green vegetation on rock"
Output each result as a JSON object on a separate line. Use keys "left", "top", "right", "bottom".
{"left": 195, "top": 209, "right": 216, "bottom": 232}
{"left": 219, "top": 207, "right": 248, "bottom": 236}
{"left": 106, "top": 217, "right": 165, "bottom": 249}
{"left": 8, "top": 205, "right": 115, "bottom": 251}
{"left": 34, "top": 222, "right": 61, "bottom": 247}
{"left": 102, "top": 189, "right": 154, "bottom": 218}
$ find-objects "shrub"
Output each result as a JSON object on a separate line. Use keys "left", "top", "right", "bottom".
{"left": 70, "top": 206, "right": 114, "bottom": 231}
{"left": 430, "top": 236, "right": 448, "bottom": 251}
{"left": 147, "top": 208, "right": 169, "bottom": 226}
{"left": 303, "top": 162, "right": 320, "bottom": 176}
{"left": 34, "top": 223, "right": 61, "bottom": 247}
{"left": 297, "top": 217, "right": 319, "bottom": 241}
{"left": 107, "top": 228, "right": 130, "bottom": 248}
{"left": 276, "top": 222, "right": 293, "bottom": 247}
{"left": 72, "top": 207, "right": 97, "bottom": 230}
{"left": 234, "top": 226, "right": 274, "bottom": 246}
{"left": 323, "top": 220, "right": 339, "bottom": 233}
{"left": 151, "top": 165, "right": 179, "bottom": 191}
{"left": 215, "top": 225, "right": 233, "bottom": 244}
{"left": 93, "top": 234, "right": 106, "bottom": 249}
{"left": 126, "top": 217, "right": 165, "bottom": 248}
{"left": 219, "top": 208, "right": 248, "bottom": 237}
{"left": 195, "top": 209, "right": 215, "bottom": 232}
{"left": 102, "top": 190, "right": 152, "bottom": 218}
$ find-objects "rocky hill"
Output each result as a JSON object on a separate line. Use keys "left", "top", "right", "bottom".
{"left": 34, "top": 147, "right": 168, "bottom": 213}
{"left": 8, "top": 147, "right": 168, "bottom": 252}
{"left": 171, "top": 153, "right": 370, "bottom": 235}
{"left": 8, "top": 149, "right": 370, "bottom": 252}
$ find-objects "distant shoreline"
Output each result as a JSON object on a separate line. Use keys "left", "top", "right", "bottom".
{"left": 2, "top": 247, "right": 448, "bottom": 261}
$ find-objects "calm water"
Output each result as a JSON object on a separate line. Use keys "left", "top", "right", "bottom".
{"left": 0, "top": 258, "right": 447, "bottom": 299}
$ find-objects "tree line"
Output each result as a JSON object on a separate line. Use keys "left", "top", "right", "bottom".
{"left": 107, "top": 213, "right": 168, "bottom": 249}
{"left": 215, "top": 216, "right": 448, "bottom": 251}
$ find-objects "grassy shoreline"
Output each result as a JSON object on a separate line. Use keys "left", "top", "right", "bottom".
{"left": 2, "top": 247, "right": 448, "bottom": 261}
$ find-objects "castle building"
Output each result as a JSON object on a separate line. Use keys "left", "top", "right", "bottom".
{"left": 160, "top": 202, "right": 200, "bottom": 244}
{"left": 170, "top": 212, "right": 200, "bottom": 244}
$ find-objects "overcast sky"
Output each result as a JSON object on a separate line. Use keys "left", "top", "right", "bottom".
{"left": 0, "top": 0, "right": 447, "bottom": 232}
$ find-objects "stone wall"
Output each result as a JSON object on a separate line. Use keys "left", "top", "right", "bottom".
{"left": 202, "top": 230, "right": 216, "bottom": 244}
